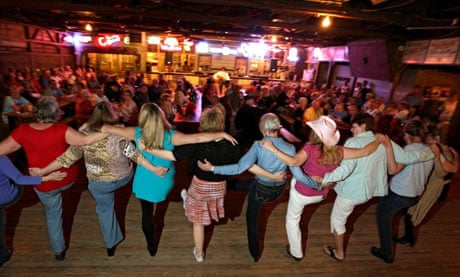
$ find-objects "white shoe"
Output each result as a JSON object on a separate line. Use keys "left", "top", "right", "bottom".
{"left": 180, "top": 189, "right": 187, "bottom": 209}
{"left": 193, "top": 247, "right": 204, "bottom": 263}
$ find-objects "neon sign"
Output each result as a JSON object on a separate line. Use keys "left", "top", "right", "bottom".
{"left": 96, "top": 35, "right": 121, "bottom": 47}
{"left": 64, "top": 35, "right": 93, "bottom": 44}
{"left": 161, "top": 37, "right": 182, "bottom": 51}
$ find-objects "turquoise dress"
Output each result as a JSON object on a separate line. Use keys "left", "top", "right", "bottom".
{"left": 133, "top": 127, "right": 175, "bottom": 203}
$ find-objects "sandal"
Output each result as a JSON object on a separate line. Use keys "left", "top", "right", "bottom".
{"left": 323, "top": 245, "right": 343, "bottom": 262}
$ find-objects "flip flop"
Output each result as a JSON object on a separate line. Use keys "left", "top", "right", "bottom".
{"left": 323, "top": 245, "right": 343, "bottom": 262}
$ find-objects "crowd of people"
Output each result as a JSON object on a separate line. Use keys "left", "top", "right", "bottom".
{"left": 0, "top": 65, "right": 458, "bottom": 267}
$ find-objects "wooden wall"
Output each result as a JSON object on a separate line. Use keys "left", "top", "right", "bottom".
{"left": 0, "top": 20, "right": 75, "bottom": 72}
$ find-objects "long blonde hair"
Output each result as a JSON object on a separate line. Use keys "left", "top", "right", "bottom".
{"left": 138, "top": 103, "right": 171, "bottom": 149}
{"left": 309, "top": 130, "right": 342, "bottom": 166}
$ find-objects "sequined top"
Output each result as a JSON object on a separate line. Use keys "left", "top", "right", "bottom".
{"left": 57, "top": 128, "right": 139, "bottom": 182}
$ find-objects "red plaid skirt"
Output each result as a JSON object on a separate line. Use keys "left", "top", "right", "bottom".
{"left": 185, "top": 175, "right": 226, "bottom": 225}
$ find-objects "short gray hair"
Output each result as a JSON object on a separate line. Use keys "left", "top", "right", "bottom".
{"left": 33, "top": 96, "right": 61, "bottom": 123}
{"left": 259, "top": 113, "right": 281, "bottom": 135}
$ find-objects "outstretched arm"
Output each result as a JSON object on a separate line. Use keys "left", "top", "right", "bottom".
{"left": 137, "top": 138, "right": 176, "bottom": 161}
{"left": 172, "top": 131, "right": 237, "bottom": 146}
{"left": 259, "top": 139, "right": 307, "bottom": 166}
{"left": 101, "top": 124, "right": 136, "bottom": 141}
{"left": 120, "top": 140, "right": 169, "bottom": 177}
{"left": 289, "top": 166, "right": 322, "bottom": 190}
{"left": 29, "top": 145, "right": 83, "bottom": 176}
{"left": 65, "top": 127, "right": 109, "bottom": 146}
{"left": 343, "top": 139, "right": 380, "bottom": 159}
{"left": 380, "top": 135, "right": 404, "bottom": 175}
{"left": 0, "top": 136, "right": 22, "bottom": 156}
{"left": 249, "top": 165, "right": 286, "bottom": 182}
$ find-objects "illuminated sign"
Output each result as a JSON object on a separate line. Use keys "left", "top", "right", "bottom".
{"left": 161, "top": 37, "right": 182, "bottom": 51}
{"left": 238, "top": 42, "right": 267, "bottom": 59}
{"left": 287, "top": 47, "right": 299, "bottom": 62}
{"left": 96, "top": 34, "right": 122, "bottom": 47}
{"left": 64, "top": 35, "right": 93, "bottom": 44}
{"left": 147, "top": 36, "right": 161, "bottom": 45}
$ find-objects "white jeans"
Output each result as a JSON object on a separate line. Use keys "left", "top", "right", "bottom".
{"left": 285, "top": 179, "right": 324, "bottom": 258}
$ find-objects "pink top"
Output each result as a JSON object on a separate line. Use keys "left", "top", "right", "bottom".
{"left": 295, "top": 143, "right": 343, "bottom": 197}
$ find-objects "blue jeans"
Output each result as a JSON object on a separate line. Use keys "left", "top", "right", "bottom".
{"left": 34, "top": 183, "right": 73, "bottom": 253}
{"left": 376, "top": 190, "right": 418, "bottom": 257}
{"left": 88, "top": 173, "right": 132, "bottom": 248}
{"left": 237, "top": 178, "right": 286, "bottom": 259}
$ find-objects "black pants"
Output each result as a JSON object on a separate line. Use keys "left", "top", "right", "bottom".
{"left": 140, "top": 199, "right": 155, "bottom": 250}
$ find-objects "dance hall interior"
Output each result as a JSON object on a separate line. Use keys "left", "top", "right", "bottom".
{"left": 0, "top": 1, "right": 459, "bottom": 276}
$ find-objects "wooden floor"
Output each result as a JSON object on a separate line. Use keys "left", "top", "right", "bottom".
{"left": 2, "top": 159, "right": 460, "bottom": 276}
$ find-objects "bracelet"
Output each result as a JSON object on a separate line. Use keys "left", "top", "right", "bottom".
{"left": 273, "top": 150, "right": 279, "bottom": 155}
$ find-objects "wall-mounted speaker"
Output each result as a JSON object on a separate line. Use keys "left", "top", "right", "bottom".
{"left": 270, "top": 59, "right": 278, "bottom": 72}
{"left": 165, "top": 52, "right": 173, "bottom": 66}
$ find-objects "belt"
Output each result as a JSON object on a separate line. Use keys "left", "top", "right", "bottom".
{"left": 256, "top": 178, "right": 285, "bottom": 187}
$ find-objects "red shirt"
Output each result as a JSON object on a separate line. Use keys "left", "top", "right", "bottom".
{"left": 11, "top": 123, "right": 78, "bottom": 192}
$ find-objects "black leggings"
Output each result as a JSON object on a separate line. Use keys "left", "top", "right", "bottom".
{"left": 140, "top": 199, "right": 155, "bottom": 248}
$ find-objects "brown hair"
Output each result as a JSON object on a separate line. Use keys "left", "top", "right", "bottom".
{"left": 199, "top": 106, "right": 225, "bottom": 132}
{"left": 309, "top": 130, "right": 342, "bottom": 166}
{"left": 138, "top": 103, "right": 171, "bottom": 149}
{"left": 86, "top": 101, "right": 118, "bottom": 132}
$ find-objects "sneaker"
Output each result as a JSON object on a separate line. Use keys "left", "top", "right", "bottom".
{"left": 193, "top": 247, "right": 204, "bottom": 263}
{"left": 180, "top": 189, "right": 187, "bottom": 209}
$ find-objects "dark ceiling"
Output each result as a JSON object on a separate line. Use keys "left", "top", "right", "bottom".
{"left": 0, "top": 0, "right": 459, "bottom": 46}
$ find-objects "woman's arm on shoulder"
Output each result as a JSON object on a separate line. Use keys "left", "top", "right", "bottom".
{"left": 65, "top": 127, "right": 108, "bottom": 146}
{"left": 172, "top": 131, "right": 237, "bottom": 146}
{"left": 259, "top": 139, "right": 307, "bottom": 166}
{"left": 101, "top": 124, "right": 136, "bottom": 141}
{"left": 0, "top": 136, "right": 22, "bottom": 156}
{"left": 343, "top": 138, "right": 380, "bottom": 160}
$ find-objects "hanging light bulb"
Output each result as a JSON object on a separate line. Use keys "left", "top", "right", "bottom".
{"left": 85, "top": 23, "right": 93, "bottom": 32}
{"left": 321, "top": 16, "right": 331, "bottom": 28}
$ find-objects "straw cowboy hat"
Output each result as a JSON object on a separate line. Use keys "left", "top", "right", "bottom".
{"left": 306, "top": 115, "right": 340, "bottom": 146}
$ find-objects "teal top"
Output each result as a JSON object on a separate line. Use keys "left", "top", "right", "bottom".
{"left": 132, "top": 127, "right": 175, "bottom": 203}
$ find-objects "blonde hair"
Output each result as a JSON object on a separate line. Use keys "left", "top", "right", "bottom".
{"left": 199, "top": 106, "right": 225, "bottom": 132}
{"left": 138, "top": 103, "right": 171, "bottom": 149}
{"left": 309, "top": 130, "right": 342, "bottom": 166}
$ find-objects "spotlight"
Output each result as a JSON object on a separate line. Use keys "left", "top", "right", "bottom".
{"left": 321, "top": 16, "right": 331, "bottom": 28}
{"left": 85, "top": 23, "right": 93, "bottom": 32}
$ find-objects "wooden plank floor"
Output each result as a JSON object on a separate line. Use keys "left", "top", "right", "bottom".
{"left": 2, "top": 159, "right": 460, "bottom": 276}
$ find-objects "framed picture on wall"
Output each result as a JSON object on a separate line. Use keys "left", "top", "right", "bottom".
{"left": 234, "top": 57, "right": 248, "bottom": 76}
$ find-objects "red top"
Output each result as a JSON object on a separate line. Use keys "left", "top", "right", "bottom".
{"left": 11, "top": 123, "right": 78, "bottom": 192}
{"left": 295, "top": 143, "right": 343, "bottom": 197}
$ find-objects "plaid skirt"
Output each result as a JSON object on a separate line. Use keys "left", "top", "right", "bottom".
{"left": 185, "top": 175, "right": 226, "bottom": 226}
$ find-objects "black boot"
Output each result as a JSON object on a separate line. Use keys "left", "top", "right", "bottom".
{"left": 142, "top": 226, "right": 156, "bottom": 256}
{"left": 396, "top": 214, "right": 415, "bottom": 246}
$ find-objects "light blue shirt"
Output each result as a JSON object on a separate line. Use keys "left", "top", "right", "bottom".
{"left": 214, "top": 136, "right": 317, "bottom": 188}
{"left": 390, "top": 142, "right": 434, "bottom": 197}
{"left": 390, "top": 140, "right": 434, "bottom": 164}
{"left": 2, "top": 95, "right": 30, "bottom": 124}
{"left": 323, "top": 131, "right": 388, "bottom": 203}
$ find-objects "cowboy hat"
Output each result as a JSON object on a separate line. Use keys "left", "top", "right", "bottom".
{"left": 306, "top": 116, "right": 340, "bottom": 146}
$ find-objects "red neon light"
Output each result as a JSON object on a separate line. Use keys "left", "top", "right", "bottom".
{"left": 96, "top": 35, "right": 121, "bottom": 47}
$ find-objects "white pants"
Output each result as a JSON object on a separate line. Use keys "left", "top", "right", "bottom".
{"left": 330, "top": 195, "right": 365, "bottom": 235}
{"left": 285, "top": 179, "right": 325, "bottom": 258}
